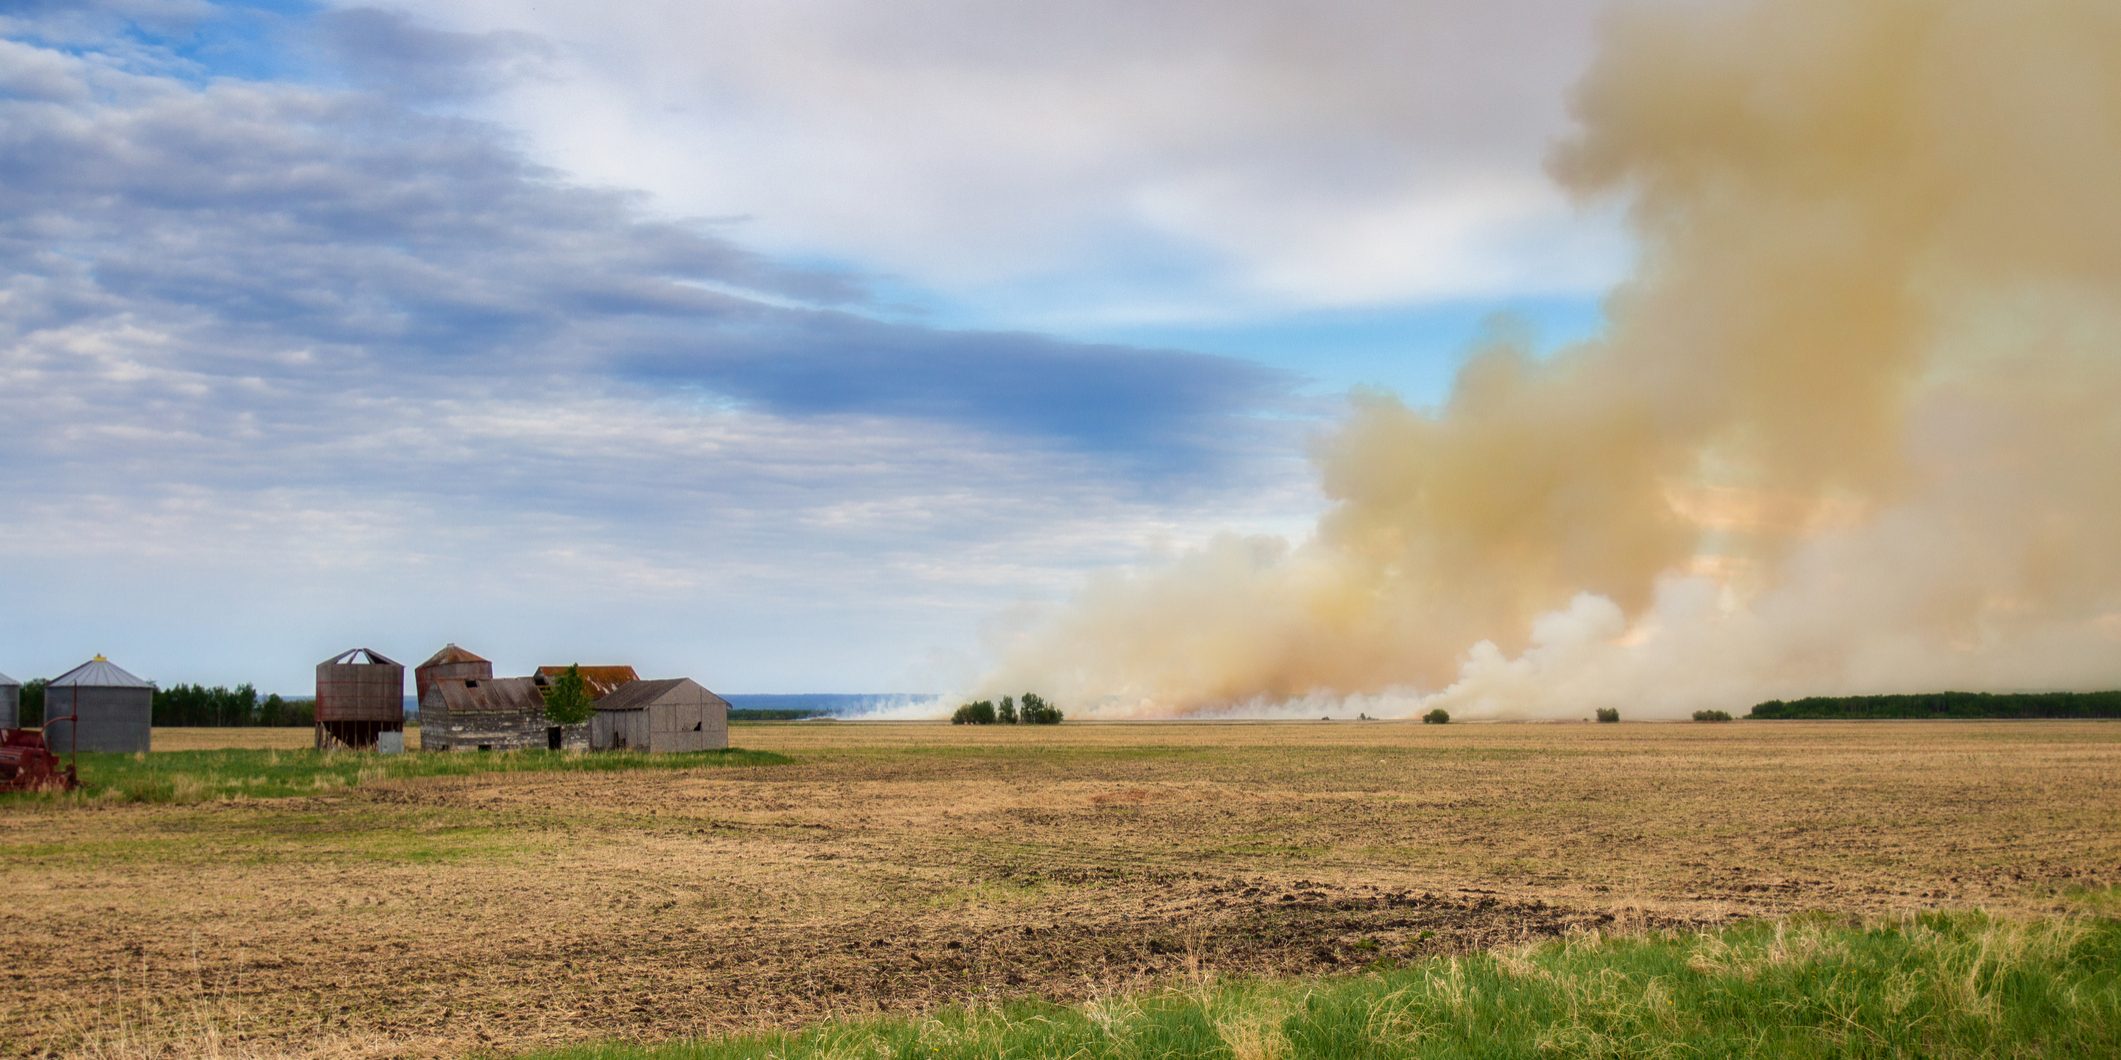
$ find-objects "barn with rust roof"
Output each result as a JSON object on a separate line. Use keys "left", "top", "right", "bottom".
{"left": 534, "top": 665, "right": 638, "bottom": 700}
{"left": 590, "top": 678, "right": 728, "bottom": 753}
{"left": 420, "top": 675, "right": 587, "bottom": 752}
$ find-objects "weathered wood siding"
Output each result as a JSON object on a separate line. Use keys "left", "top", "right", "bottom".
{"left": 590, "top": 708, "right": 650, "bottom": 751}
{"left": 590, "top": 681, "right": 728, "bottom": 752}
{"left": 419, "top": 681, "right": 586, "bottom": 752}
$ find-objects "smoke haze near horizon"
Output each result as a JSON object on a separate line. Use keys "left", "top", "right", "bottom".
{"left": 972, "top": 0, "right": 2121, "bottom": 720}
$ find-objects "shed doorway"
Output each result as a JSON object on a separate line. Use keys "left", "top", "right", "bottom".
{"left": 547, "top": 726, "right": 563, "bottom": 750}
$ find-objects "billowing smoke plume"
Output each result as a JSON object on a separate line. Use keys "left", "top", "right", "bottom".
{"left": 978, "top": 0, "right": 2121, "bottom": 718}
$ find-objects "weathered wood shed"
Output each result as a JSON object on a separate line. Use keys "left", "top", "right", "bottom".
{"left": 590, "top": 678, "right": 728, "bottom": 753}
{"left": 420, "top": 676, "right": 586, "bottom": 752}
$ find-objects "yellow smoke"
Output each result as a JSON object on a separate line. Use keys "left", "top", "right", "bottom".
{"left": 980, "top": 0, "right": 2121, "bottom": 719}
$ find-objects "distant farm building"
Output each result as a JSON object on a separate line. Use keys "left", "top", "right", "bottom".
{"left": 590, "top": 678, "right": 729, "bottom": 753}
{"left": 0, "top": 671, "right": 18, "bottom": 729}
{"left": 43, "top": 656, "right": 154, "bottom": 753}
{"left": 534, "top": 665, "right": 639, "bottom": 700}
{"left": 415, "top": 643, "right": 492, "bottom": 708}
{"left": 421, "top": 675, "right": 587, "bottom": 752}
{"left": 315, "top": 648, "right": 405, "bottom": 750}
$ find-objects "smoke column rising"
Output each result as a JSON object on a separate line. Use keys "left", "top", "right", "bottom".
{"left": 977, "top": 0, "right": 2121, "bottom": 719}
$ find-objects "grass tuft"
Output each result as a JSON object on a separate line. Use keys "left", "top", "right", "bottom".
{"left": 526, "top": 911, "right": 2121, "bottom": 1059}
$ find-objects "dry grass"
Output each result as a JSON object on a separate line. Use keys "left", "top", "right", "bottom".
{"left": 2, "top": 720, "right": 2116, "bottom": 1057}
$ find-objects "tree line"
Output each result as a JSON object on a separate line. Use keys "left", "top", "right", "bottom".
{"left": 12, "top": 680, "right": 315, "bottom": 727}
{"left": 952, "top": 693, "right": 1063, "bottom": 725}
{"left": 1749, "top": 691, "right": 2121, "bottom": 720}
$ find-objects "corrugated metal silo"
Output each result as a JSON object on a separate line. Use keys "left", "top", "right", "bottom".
{"left": 0, "top": 671, "right": 18, "bottom": 730}
{"left": 414, "top": 643, "right": 492, "bottom": 708}
{"left": 43, "top": 656, "right": 154, "bottom": 753}
{"left": 314, "top": 648, "right": 405, "bottom": 750}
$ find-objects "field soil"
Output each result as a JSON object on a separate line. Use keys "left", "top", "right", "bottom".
{"left": 2, "top": 721, "right": 2116, "bottom": 1056}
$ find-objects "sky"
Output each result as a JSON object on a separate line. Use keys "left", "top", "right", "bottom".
{"left": 0, "top": 0, "right": 1623, "bottom": 695}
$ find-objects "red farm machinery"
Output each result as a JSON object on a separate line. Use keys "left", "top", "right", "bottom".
{"left": 0, "top": 714, "right": 79, "bottom": 793}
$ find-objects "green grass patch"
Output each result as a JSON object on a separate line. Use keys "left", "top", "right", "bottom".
{"left": 527, "top": 911, "right": 2121, "bottom": 1059}
{"left": 3, "top": 747, "right": 791, "bottom": 806}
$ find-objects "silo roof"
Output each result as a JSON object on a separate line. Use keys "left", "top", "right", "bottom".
{"left": 419, "top": 643, "right": 489, "bottom": 668}
{"left": 48, "top": 656, "right": 154, "bottom": 688}
{"left": 0, "top": 670, "right": 17, "bottom": 688}
{"left": 323, "top": 648, "right": 401, "bottom": 667}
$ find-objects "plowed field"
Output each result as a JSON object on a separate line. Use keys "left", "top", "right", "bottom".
{"left": 2, "top": 721, "right": 2116, "bottom": 1057}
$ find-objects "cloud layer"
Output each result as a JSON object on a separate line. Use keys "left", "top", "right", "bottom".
{"left": 361, "top": 0, "right": 1620, "bottom": 322}
{"left": 0, "top": 10, "right": 1307, "bottom": 691}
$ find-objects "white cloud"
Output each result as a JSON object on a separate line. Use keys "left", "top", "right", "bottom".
{"left": 349, "top": 0, "right": 1622, "bottom": 322}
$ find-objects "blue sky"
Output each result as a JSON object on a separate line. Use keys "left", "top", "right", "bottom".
{"left": 0, "top": 1, "right": 1619, "bottom": 694}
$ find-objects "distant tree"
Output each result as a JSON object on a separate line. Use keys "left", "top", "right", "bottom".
{"left": 19, "top": 679, "right": 46, "bottom": 726}
{"left": 952, "top": 700, "right": 998, "bottom": 725}
{"left": 1018, "top": 693, "right": 1063, "bottom": 725}
{"left": 1422, "top": 708, "right": 1450, "bottom": 725}
{"left": 1596, "top": 707, "right": 1621, "bottom": 723}
{"left": 1692, "top": 709, "right": 1733, "bottom": 722}
{"left": 543, "top": 664, "right": 595, "bottom": 727}
{"left": 152, "top": 683, "right": 260, "bottom": 726}
{"left": 997, "top": 696, "right": 1019, "bottom": 724}
{"left": 1748, "top": 691, "right": 2121, "bottom": 720}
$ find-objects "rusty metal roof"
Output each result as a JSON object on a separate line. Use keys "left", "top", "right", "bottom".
{"left": 48, "top": 656, "right": 153, "bottom": 689}
{"left": 424, "top": 676, "right": 546, "bottom": 716}
{"left": 535, "top": 665, "right": 639, "bottom": 700}
{"left": 418, "top": 643, "right": 489, "bottom": 669}
{"left": 595, "top": 677, "right": 729, "bottom": 713}
{"left": 323, "top": 648, "right": 401, "bottom": 668}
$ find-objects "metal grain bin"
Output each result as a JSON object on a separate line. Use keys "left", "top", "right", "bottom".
{"left": 414, "top": 644, "right": 491, "bottom": 711}
{"left": 315, "top": 648, "right": 405, "bottom": 750}
{"left": 0, "top": 671, "right": 18, "bottom": 729}
{"left": 42, "top": 656, "right": 154, "bottom": 753}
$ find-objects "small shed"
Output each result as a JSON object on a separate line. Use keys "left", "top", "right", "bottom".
{"left": 534, "top": 665, "right": 638, "bottom": 700}
{"left": 315, "top": 648, "right": 405, "bottom": 750}
{"left": 420, "top": 675, "right": 586, "bottom": 752}
{"left": 0, "top": 671, "right": 18, "bottom": 729}
{"left": 590, "top": 678, "right": 729, "bottom": 753}
{"left": 43, "top": 656, "right": 154, "bottom": 753}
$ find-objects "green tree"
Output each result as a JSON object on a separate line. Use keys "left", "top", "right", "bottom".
{"left": 19, "top": 679, "right": 46, "bottom": 726}
{"left": 997, "top": 696, "right": 1019, "bottom": 724}
{"left": 951, "top": 700, "right": 998, "bottom": 725}
{"left": 1422, "top": 708, "right": 1450, "bottom": 725}
{"left": 1018, "top": 693, "right": 1063, "bottom": 725}
{"left": 1595, "top": 707, "right": 1620, "bottom": 723}
{"left": 543, "top": 664, "right": 595, "bottom": 726}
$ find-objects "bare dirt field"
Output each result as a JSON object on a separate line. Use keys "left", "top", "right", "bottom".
{"left": 3, "top": 721, "right": 2116, "bottom": 1057}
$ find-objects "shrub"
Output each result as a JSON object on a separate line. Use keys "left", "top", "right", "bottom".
{"left": 1422, "top": 708, "right": 1450, "bottom": 725}
{"left": 1595, "top": 707, "right": 1620, "bottom": 723}
{"left": 1693, "top": 709, "right": 1733, "bottom": 722}
{"left": 951, "top": 700, "right": 998, "bottom": 725}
